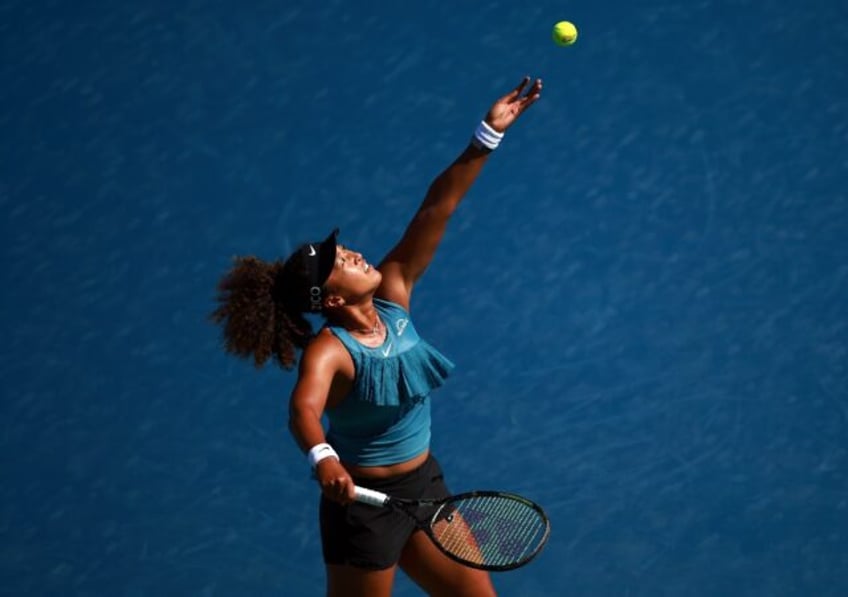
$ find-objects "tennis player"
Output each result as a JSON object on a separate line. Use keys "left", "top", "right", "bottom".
{"left": 212, "top": 76, "right": 542, "bottom": 596}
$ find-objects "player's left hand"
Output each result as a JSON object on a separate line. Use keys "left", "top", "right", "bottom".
{"left": 485, "top": 76, "right": 543, "bottom": 133}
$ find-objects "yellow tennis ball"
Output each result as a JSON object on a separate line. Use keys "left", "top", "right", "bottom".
{"left": 552, "top": 21, "right": 578, "bottom": 46}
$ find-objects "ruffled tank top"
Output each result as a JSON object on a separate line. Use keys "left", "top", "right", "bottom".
{"left": 325, "top": 298, "right": 454, "bottom": 466}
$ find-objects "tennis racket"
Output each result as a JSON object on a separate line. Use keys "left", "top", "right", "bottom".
{"left": 353, "top": 485, "right": 550, "bottom": 571}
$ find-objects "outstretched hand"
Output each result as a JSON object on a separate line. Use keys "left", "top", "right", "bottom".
{"left": 485, "top": 76, "right": 543, "bottom": 133}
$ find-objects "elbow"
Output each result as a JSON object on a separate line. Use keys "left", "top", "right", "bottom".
{"left": 288, "top": 407, "right": 305, "bottom": 435}
{"left": 288, "top": 403, "right": 320, "bottom": 438}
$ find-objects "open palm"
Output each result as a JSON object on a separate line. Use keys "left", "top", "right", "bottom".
{"left": 486, "top": 76, "right": 543, "bottom": 132}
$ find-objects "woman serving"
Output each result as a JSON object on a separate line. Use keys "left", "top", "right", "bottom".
{"left": 212, "top": 76, "right": 542, "bottom": 596}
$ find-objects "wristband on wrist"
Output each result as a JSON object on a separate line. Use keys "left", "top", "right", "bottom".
{"left": 471, "top": 120, "right": 505, "bottom": 151}
{"left": 307, "top": 443, "right": 339, "bottom": 468}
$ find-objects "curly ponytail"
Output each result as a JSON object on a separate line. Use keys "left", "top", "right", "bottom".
{"left": 210, "top": 256, "right": 314, "bottom": 370}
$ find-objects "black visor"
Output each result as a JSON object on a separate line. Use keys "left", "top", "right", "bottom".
{"left": 278, "top": 228, "right": 339, "bottom": 312}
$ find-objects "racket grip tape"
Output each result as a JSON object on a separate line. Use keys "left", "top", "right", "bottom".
{"left": 353, "top": 486, "right": 390, "bottom": 507}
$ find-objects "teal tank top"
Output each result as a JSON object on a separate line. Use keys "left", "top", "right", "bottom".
{"left": 325, "top": 298, "right": 454, "bottom": 466}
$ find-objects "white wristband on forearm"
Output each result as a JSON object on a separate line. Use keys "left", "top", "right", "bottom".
{"left": 307, "top": 443, "right": 339, "bottom": 468}
{"left": 472, "top": 120, "right": 504, "bottom": 151}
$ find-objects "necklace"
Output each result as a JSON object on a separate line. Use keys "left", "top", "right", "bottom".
{"left": 353, "top": 316, "right": 382, "bottom": 337}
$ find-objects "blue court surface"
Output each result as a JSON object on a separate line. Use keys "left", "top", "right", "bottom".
{"left": 3, "top": 1, "right": 847, "bottom": 595}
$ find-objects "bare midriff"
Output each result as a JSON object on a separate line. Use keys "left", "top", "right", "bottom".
{"left": 343, "top": 449, "right": 429, "bottom": 480}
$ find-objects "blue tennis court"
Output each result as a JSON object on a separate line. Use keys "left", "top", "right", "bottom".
{"left": 3, "top": 0, "right": 847, "bottom": 595}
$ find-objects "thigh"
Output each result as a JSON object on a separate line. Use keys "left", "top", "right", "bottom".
{"left": 326, "top": 564, "right": 396, "bottom": 597}
{"left": 320, "top": 495, "right": 414, "bottom": 569}
{"left": 398, "top": 455, "right": 497, "bottom": 595}
{"left": 399, "top": 530, "right": 497, "bottom": 597}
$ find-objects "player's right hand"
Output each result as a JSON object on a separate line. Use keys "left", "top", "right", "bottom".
{"left": 315, "top": 458, "right": 356, "bottom": 504}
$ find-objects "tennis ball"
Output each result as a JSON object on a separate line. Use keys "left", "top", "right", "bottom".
{"left": 552, "top": 21, "right": 578, "bottom": 46}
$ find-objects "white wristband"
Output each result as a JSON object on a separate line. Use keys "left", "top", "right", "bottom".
{"left": 472, "top": 120, "right": 504, "bottom": 151}
{"left": 307, "top": 443, "right": 339, "bottom": 468}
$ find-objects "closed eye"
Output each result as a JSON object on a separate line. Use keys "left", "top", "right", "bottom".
{"left": 336, "top": 245, "right": 348, "bottom": 267}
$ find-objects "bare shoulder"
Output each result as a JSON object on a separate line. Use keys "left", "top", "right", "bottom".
{"left": 296, "top": 327, "right": 355, "bottom": 408}
{"left": 300, "top": 328, "right": 350, "bottom": 374}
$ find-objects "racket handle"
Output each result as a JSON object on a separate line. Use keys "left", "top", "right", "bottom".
{"left": 353, "top": 486, "right": 390, "bottom": 507}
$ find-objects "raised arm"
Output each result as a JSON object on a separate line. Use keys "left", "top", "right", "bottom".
{"left": 377, "top": 76, "right": 542, "bottom": 309}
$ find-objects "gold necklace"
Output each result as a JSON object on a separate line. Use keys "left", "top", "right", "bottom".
{"left": 354, "top": 316, "right": 381, "bottom": 336}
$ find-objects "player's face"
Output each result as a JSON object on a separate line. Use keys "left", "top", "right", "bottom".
{"left": 324, "top": 244, "right": 381, "bottom": 301}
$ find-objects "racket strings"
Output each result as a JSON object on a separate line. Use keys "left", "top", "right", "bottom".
{"left": 430, "top": 494, "right": 549, "bottom": 568}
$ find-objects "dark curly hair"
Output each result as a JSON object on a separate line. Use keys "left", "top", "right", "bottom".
{"left": 210, "top": 256, "right": 314, "bottom": 370}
